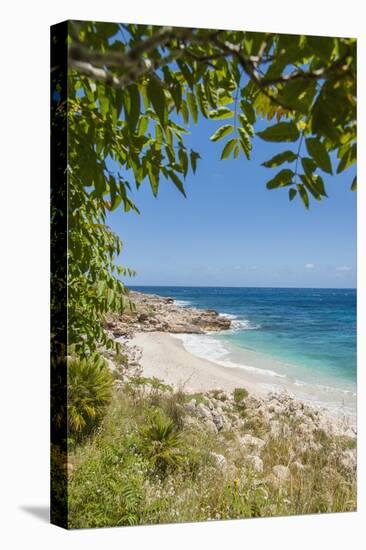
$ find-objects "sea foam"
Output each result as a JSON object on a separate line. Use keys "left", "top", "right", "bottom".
{"left": 173, "top": 299, "right": 192, "bottom": 308}
{"left": 173, "top": 333, "right": 284, "bottom": 378}
{"left": 220, "top": 313, "right": 260, "bottom": 331}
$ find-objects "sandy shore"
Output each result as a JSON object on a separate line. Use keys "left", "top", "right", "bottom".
{"left": 130, "top": 331, "right": 274, "bottom": 396}
{"left": 128, "top": 331, "right": 356, "bottom": 423}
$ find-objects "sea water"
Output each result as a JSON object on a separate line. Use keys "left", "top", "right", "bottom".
{"left": 131, "top": 286, "right": 356, "bottom": 415}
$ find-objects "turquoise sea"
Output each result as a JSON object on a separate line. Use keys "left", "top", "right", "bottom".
{"left": 131, "top": 286, "right": 356, "bottom": 414}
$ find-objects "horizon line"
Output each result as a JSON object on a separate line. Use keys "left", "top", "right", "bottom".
{"left": 128, "top": 284, "right": 356, "bottom": 290}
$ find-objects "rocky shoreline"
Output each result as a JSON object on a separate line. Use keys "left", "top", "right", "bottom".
{"left": 102, "top": 290, "right": 356, "bottom": 474}
{"left": 105, "top": 290, "right": 232, "bottom": 336}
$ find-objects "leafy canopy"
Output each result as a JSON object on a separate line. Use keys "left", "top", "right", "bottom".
{"left": 61, "top": 22, "right": 356, "bottom": 354}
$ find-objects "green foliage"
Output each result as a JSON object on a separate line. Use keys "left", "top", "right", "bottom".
{"left": 68, "top": 384, "right": 356, "bottom": 528}
{"left": 257, "top": 121, "right": 300, "bottom": 142}
{"left": 233, "top": 387, "right": 249, "bottom": 403}
{"left": 266, "top": 169, "right": 294, "bottom": 190}
{"left": 305, "top": 137, "right": 333, "bottom": 174}
{"left": 127, "top": 375, "right": 173, "bottom": 393}
{"left": 233, "top": 387, "right": 249, "bottom": 417}
{"left": 221, "top": 137, "right": 237, "bottom": 160}
{"left": 262, "top": 150, "right": 298, "bottom": 168}
{"left": 61, "top": 23, "right": 356, "bottom": 355}
{"left": 210, "top": 124, "right": 234, "bottom": 142}
{"left": 67, "top": 355, "right": 114, "bottom": 440}
{"left": 139, "top": 409, "right": 182, "bottom": 474}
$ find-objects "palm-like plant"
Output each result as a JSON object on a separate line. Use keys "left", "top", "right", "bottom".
{"left": 68, "top": 355, "right": 113, "bottom": 440}
{"left": 139, "top": 410, "right": 182, "bottom": 474}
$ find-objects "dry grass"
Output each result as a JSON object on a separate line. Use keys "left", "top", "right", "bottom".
{"left": 68, "top": 382, "right": 356, "bottom": 528}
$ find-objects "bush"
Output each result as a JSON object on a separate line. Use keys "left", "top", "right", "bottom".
{"left": 163, "top": 389, "right": 186, "bottom": 430}
{"left": 233, "top": 387, "right": 249, "bottom": 403}
{"left": 68, "top": 355, "right": 114, "bottom": 441}
{"left": 139, "top": 409, "right": 182, "bottom": 475}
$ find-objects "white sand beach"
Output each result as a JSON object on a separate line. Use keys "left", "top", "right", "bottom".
{"left": 130, "top": 331, "right": 266, "bottom": 395}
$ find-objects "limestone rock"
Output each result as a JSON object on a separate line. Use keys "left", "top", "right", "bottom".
{"left": 246, "top": 455, "right": 263, "bottom": 473}
{"left": 108, "top": 290, "right": 232, "bottom": 335}
{"left": 272, "top": 465, "right": 290, "bottom": 482}
{"left": 210, "top": 452, "right": 227, "bottom": 470}
{"left": 340, "top": 449, "right": 356, "bottom": 471}
{"left": 212, "top": 411, "right": 226, "bottom": 431}
{"left": 239, "top": 434, "right": 266, "bottom": 451}
{"left": 243, "top": 396, "right": 262, "bottom": 409}
{"left": 196, "top": 403, "right": 212, "bottom": 420}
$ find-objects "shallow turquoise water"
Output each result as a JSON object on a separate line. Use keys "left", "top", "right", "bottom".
{"left": 131, "top": 286, "right": 356, "bottom": 396}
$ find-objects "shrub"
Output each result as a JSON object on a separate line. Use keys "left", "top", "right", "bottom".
{"left": 163, "top": 389, "right": 186, "bottom": 430}
{"left": 68, "top": 355, "right": 114, "bottom": 441}
{"left": 233, "top": 387, "right": 249, "bottom": 403}
{"left": 139, "top": 409, "right": 182, "bottom": 475}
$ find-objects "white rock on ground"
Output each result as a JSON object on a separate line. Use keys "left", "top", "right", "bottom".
{"left": 272, "top": 465, "right": 290, "bottom": 481}
{"left": 246, "top": 455, "right": 264, "bottom": 472}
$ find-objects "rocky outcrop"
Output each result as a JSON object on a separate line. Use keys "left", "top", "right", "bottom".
{"left": 105, "top": 291, "right": 231, "bottom": 336}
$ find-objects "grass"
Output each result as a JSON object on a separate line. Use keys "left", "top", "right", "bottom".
{"left": 67, "top": 381, "right": 356, "bottom": 528}
{"left": 233, "top": 387, "right": 249, "bottom": 403}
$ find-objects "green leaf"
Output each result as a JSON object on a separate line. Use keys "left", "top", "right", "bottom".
{"left": 297, "top": 183, "right": 309, "bottom": 209}
{"left": 147, "top": 77, "right": 167, "bottom": 128}
{"left": 312, "top": 174, "right": 327, "bottom": 197}
{"left": 300, "top": 175, "right": 321, "bottom": 200}
{"left": 220, "top": 138, "right": 237, "bottom": 160}
{"left": 210, "top": 124, "right": 234, "bottom": 142}
{"left": 257, "top": 122, "right": 300, "bottom": 142}
{"left": 181, "top": 100, "right": 189, "bottom": 124}
{"left": 238, "top": 113, "right": 254, "bottom": 137}
{"left": 187, "top": 91, "right": 198, "bottom": 123}
{"left": 190, "top": 150, "right": 200, "bottom": 174}
{"left": 178, "top": 147, "right": 188, "bottom": 178}
{"left": 306, "top": 35, "right": 335, "bottom": 62}
{"left": 137, "top": 115, "right": 149, "bottom": 136}
{"left": 196, "top": 83, "right": 209, "bottom": 118}
{"left": 240, "top": 100, "right": 255, "bottom": 124}
{"left": 305, "top": 137, "right": 333, "bottom": 174}
{"left": 147, "top": 164, "right": 159, "bottom": 196}
{"left": 238, "top": 128, "right": 252, "bottom": 159}
{"left": 177, "top": 60, "right": 194, "bottom": 89}
{"left": 351, "top": 176, "right": 357, "bottom": 191}
{"left": 94, "top": 171, "right": 106, "bottom": 197}
{"left": 266, "top": 169, "right": 294, "bottom": 189}
{"left": 311, "top": 92, "right": 340, "bottom": 143}
{"left": 124, "top": 84, "right": 140, "bottom": 132}
{"left": 289, "top": 188, "right": 297, "bottom": 201}
{"left": 209, "top": 107, "right": 233, "bottom": 120}
{"left": 167, "top": 170, "right": 186, "bottom": 197}
{"left": 170, "top": 82, "right": 182, "bottom": 112}
{"left": 165, "top": 144, "right": 175, "bottom": 164}
{"left": 108, "top": 176, "right": 122, "bottom": 211}
{"left": 204, "top": 73, "right": 218, "bottom": 108}
{"left": 337, "top": 143, "right": 356, "bottom": 174}
{"left": 301, "top": 157, "right": 317, "bottom": 176}
{"left": 262, "top": 150, "right": 298, "bottom": 168}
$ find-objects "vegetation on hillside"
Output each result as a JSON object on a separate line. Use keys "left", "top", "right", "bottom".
{"left": 68, "top": 378, "right": 356, "bottom": 528}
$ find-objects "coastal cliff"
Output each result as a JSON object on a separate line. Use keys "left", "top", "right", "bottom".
{"left": 105, "top": 290, "right": 232, "bottom": 336}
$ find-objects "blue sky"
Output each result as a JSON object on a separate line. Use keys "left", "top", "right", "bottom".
{"left": 107, "top": 116, "right": 356, "bottom": 288}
